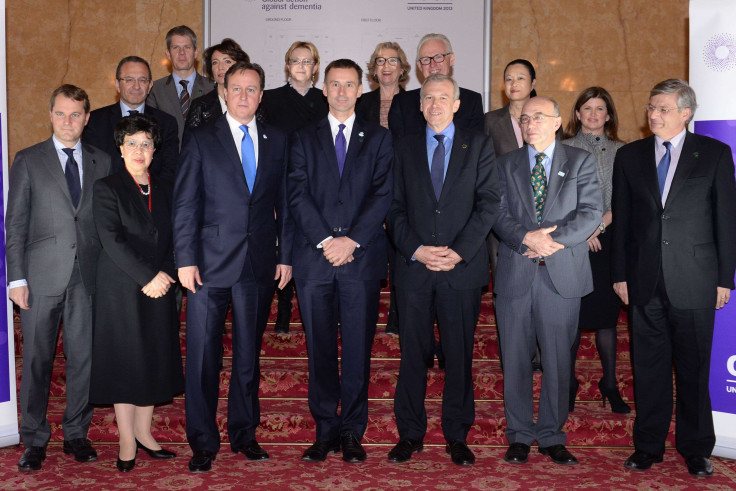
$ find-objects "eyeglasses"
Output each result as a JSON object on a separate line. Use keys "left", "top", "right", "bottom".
{"left": 123, "top": 139, "right": 155, "bottom": 152}
{"left": 118, "top": 77, "right": 151, "bottom": 85}
{"left": 646, "top": 105, "right": 678, "bottom": 115}
{"left": 519, "top": 113, "right": 558, "bottom": 125}
{"left": 289, "top": 59, "right": 315, "bottom": 66}
{"left": 375, "top": 57, "right": 400, "bottom": 66}
{"left": 417, "top": 52, "right": 452, "bottom": 65}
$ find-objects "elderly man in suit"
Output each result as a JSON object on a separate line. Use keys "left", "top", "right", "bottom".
{"left": 84, "top": 56, "right": 179, "bottom": 187}
{"left": 147, "top": 25, "right": 215, "bottom": 146}
{"left": 388, "top": 33, "right": 483, "bottom": 139}
{"left": 493, "top": 96, "right": 602, "bottom": 466}
{"left": 612, "top": 79, "right": 736, "bottom": 477}
{"left": 6, "top": 85, "right": 111, "bottom": 471}
{"left": 386, "top": 74, "right": 500, "bottom": 466}
{"left": 173, "top": 61, "right": 292, "bottom": 473}
{"left": 288, "top": 58, "right": 393, "bottom": 464}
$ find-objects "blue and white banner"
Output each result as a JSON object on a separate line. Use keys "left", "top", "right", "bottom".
{"left": 0, "top": 0, "right": 20, "bottom": 447}
{"left": 690, "top": 0, "right": 736, "bottom": 461}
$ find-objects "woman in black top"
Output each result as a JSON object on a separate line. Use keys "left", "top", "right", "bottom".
{"left": 356, "top": 41, "right": 410, "bottom": 128}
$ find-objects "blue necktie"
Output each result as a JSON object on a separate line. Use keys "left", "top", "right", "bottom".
{"left": 335, "top": 124, "right": 347, "bottom": 177}
{"left": 657, "top": 141, "right": 671, "bottom": 196}
{"left": 62, "top": 148, "right": 81, "bottom": 207}
{"left": 430, "top": 134, "right": 445, "bottom": 200}
{"left": 240, "top": 125, "right": 257, "bottom": 192}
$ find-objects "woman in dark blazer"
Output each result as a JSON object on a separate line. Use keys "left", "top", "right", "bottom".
{"left": 356, "top": 41, "right": 410, "bottom": 128}
{"left": 90, "top": 114, "right": 183, "bottom": 472}
{"left": 184, "top": 38, "right": 250, "bottom": 130}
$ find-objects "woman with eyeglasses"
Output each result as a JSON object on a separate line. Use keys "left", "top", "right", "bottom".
{"left": 563, "top": 87, "right": 629, "bottom": 414}
{"left": 89, "top": 114, "right": 184, "bottom": 472}
{"left": 260, "top": 40, "right": 329, "bottom": 135}
{"left": 356, "top": 41, "right": 410, "bottom": 129}
{"left": 185, "top": 38, "right": 250, "bottom": 130}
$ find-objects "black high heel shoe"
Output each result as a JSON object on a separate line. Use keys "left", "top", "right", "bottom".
{"left": 136, "top": 439, "right": 177, "bottom": 459}
{"left": 598, "top": 379, "right": 631, "bottom": 414}
{"left": 117, "top": 456, "right": 135, "bottom": 472}
{"left": 569, "top": 379, "right": 580, "bottom": 413}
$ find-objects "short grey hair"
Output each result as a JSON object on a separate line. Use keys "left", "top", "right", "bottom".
{"left": 416, "top": 33, "right": 453, "bottom": 61}
{"left": 650, "top": 78, "right": 697, "bottom": 124}
{"left": 420, "top": 74, "right": 460, "bottom": 101}
{"left": 527, "top": 95, "right": 560, "bottom": 117}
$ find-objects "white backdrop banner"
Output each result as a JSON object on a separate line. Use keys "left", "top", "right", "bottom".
{"left": 0, "top": 0, "right": 21, "bottom": 448}
{"left": 690, "top": 0, "right": 736, "bottom": 461}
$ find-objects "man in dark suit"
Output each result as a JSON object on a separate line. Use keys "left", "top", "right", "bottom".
{"left": 173, "top": 61, "right": 292, "bottom": 473}
{"left": 288, "top": 58, "right": 393, "bottom": 464}
{"left": 386, "top": 74, "right": 500, "bottom": 466}
{"left": 84, "top": 56, "right": 179, "bottom": 187}
{"left": 388, "top": 33, "right": 483, "bottom": 139}
{"left": 493, "top": 96, "right": 602, "bottom": 466}
{"left": 147, "top": 25, "right": 215, "bottom": 146}
{"left": 6, "top": 85, "right": 111, "bottom": 471}
{"left": 611, "top": 79, "right": 736, "bottom": 477}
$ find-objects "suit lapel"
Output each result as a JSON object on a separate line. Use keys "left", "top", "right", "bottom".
{"left": 340, "top": 119, "right": 365, "bottom": 182}
{"left": 439, "top": 128, "right": 468, "bottom": 202}
{"left": 664, "top": 132, "right": 698, "bottom": 207}
{"left": 315, "top": 118, "right": 342, "bottom": 182}
{"left": 510, "top": 146, "right": 537, "bottom": 224}
{"left": 41, "top": 139, "right": 74, "bottom": 206}
{"left": 123, "top": 172, "right": 155, "bottom": 226}
{"left": 541, "top": 144, "right": 570, "bottom": 221}
{"left": 638, "top": 136, "right": 662, "bottom": 210}
{"left": 252, "top": 121, "right": 270, "bottom": 193}
{"left": 80, "top": 145, "right": 101, "bottom": 207}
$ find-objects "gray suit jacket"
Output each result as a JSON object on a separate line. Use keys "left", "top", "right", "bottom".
{"left": 484, "top": 104, "right": 521, "bottom": 157}
{"left": 147, "top": 73, "right": 215, "bottom": 145}
{"left": 6, "top": 138, "right": 112, "bottom": 296}
{"left": 492, "top": 143, "right": 602, "bottom": 299}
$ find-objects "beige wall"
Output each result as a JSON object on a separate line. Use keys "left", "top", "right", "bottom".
{"left": 6, "top": 0, "right": 688, "bottom": 162}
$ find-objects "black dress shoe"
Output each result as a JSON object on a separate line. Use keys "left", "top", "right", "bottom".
{"left": 188, "top": 450, "right": 216, "bottom": 473}
{"left": 539, "top": 444, "right": 578, "bottom": 465}
{"left": 624, "top": 450, "right": 663, "bottom": 471}
{"left": 274, "top": 310, "right": 291, "bottom": 334}
{"left": 302, "top": 439, "right": 340, "bottom": 462}
{"left": 116, "top": 457, "right": 135, "bottom": 472}
{"left": 341, "top": 432, "right": 367, "bottom": 463}
{"left": 18, "top": 446, "right": 46, "bottom": 472}
{"left": 504, "top": 442, "right": 530, "bottom": 464}
{"left": 446, "top": 441, "right": 475, "bottom": 466}
{"left": 136, "top": 439, "right": 176, "bottom": 459}
{"left": 63, "top": 438, "right": 98, "bottom": 462}
{"left": 387, "top": 439, "right": 423, "bottom": 463}
{"left": 686, "top": 456, "right": 714, "bottom": 477}
{"left": 232, "top": 440, "right": 269, "bottom": 461}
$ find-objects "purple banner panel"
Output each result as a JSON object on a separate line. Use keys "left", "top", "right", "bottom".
{"left": 695, "top": 120, "right": 736, "bottom": 414}
{"left": 0, "top": 115, "right": 9, "bottom": 403}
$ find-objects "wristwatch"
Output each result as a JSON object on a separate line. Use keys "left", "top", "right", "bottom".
{"left": 598, "top": 222, "right": 606, "bottom": 234}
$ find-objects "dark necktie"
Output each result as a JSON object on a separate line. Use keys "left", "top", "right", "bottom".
{"left": 62, "top": 148, "right": 81, "bottom": 208}
{"left": 239, "top": 125, "right": 257, "bottom": 192}
{"left": 179, "top": 80, "right": 190, "bottom": 115}
{"left": 531, "top": 152, "right": 547, "bottom": 224}
{"left": 657, "top": 141, "right": 672, "bottom": 196}
{"left": 335, "top": 124, "right": 346, "bottom": 177}
{"left": 128, "top": 109, "right": 139, "bottom": 115}
{"left": 431, "top": 134, "right": 445, "bottom": 200}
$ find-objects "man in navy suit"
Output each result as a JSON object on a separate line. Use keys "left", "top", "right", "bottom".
{"left": 84, "top": 56, "right": 179, "bottom": 186}
{"left": 288, "top": 58, "right": 393, "bottom": 463}
{"left": 173, "top": 61, "right": 292, "bottom": 473}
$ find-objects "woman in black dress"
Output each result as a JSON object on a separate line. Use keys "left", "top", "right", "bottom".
{"left": 90, "top": 114, "right": 184, "bottom": 472}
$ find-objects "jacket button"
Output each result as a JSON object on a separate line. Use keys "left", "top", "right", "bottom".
{"left": 435, "top": 209, "right": 441, "bottom": 214}
{"left": 661, "top": 214, "right": 669, "bottom": 220}
{"left": 332, "top": 227, "right": 338, "bottom": 233}
{"left": 431, "top": 233, "right": 436, "bottom": 238}
{"left": 74, "top": 216, "right": 78, "bottom": 221}
{"left": 339, "top": 200, "right": 344, "bottom": 205}
{"left": 662, "top": 240, "right": 669, "bottom": 245}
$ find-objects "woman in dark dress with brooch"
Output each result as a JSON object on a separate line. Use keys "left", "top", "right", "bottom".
{"left": 90, "top": 114, "right": 184, "bottom": 472}
{"left": 261, "top": 41, "right": 328, "bottom": 333}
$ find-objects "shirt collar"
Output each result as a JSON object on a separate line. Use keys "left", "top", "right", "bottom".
{"left": 52, "top": 135, "right": 82, "bottom": 154}
{"left": 655, "top": 127, "right": 687, "bottom": 149}
{"left": 425, "top": 122, "right": 455, "bottom": 143}
{"left": 120, "top": 100, "right": 145, "bottom": 115}
{"left": 327, "top": 112, "right": 356, "bottom": 132}
{"left": 172, "top": 71, "right": 197, "bottom": 89}
{"left": 226, "top": 112, "right": 256, "bottom": 133}
{"left": 527, "top": 140, "right": 556, "bottom": 161}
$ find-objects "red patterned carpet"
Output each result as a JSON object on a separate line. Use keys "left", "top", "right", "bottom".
{"left": 2, "top": 288, "right": 736, "bottom": 489}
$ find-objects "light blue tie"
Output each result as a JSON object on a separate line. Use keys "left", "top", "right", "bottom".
{"left": 240, "top": 124, "right": 257, "bottom": 192}
{"left": 657, "top": 141, "right": 671, "bottom": 196}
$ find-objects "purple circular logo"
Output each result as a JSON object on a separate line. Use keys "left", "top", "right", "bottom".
{"left": 703, "top": 33, "right": 736, "bottom": 71}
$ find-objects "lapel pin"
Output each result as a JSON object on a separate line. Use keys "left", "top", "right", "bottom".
{"left": 263, "top": 134, "right": 268, "bottom": 139}
{"left": 358, "top": 131, "right": 364, "bottom": 142}
{"left": 558, "top": 171, "right": 565, "bottom": 177}
{"left": 693, "top": 152, "right": 699, "bottom": 158}
{"left": 462, "top": 144, "right": 468, "bottom": 149}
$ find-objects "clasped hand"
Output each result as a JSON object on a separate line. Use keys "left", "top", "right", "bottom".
{"left": 522, "top": 226, "right": 564, "bottom": 258}
{"left": 414, "top": 246, "right": 462, "bottom": 271}
{"left": 142, "top": 271, "right": 176, "bottom": 298}
{"left": 322, "top": 237, "right": 357, "bottom": 267}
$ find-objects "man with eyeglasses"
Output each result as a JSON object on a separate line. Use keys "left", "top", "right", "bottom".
{"left": 147, "top": 25, "right": 215, "bottom": 147}
{"left": 493, "top": 96, "right": 602, "bottom": 467}
{"left": 84, "top": 56, "right": 179, "bottom": 187}
{"left": 7, "top": 85, "right": 112, "bottom": 471}
{"left": 388, "top": 33, "right": 483, "bottom": 139}
{"left": 611, "top": 79, "right": 736, "bottom": 477}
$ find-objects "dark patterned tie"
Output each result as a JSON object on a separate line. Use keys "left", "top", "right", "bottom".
{"left": 179, "top": 80, "right": 190, "bottom": 115}
{"left": 62, "top": 148, "right": 81, "bottom": 207}
{"left": 531, "top": 152, "right": 547, "bottom": 224}
{"left": 335, "top": 124, "right": 346, "bottom": 177}
{"left": 430, "top": 134, "right": 445, "bottom": 200}
{"left": 657, "top": 141, "right": 671, "bottom": 196}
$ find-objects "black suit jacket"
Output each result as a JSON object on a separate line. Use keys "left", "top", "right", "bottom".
{"left": 84, "top": 103, "right": 179, "bottom": 187}
{"left": 355, "top": 87, "right": 405, "bottom": 126}
{"left": 387, "top": 87, "right": 484, "bottom": 139}
{"left": 386, "top": 126, "right": 500, "bottom": 290}
{"left": 611, "top": 132, "right": 736, "bottom": 309}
